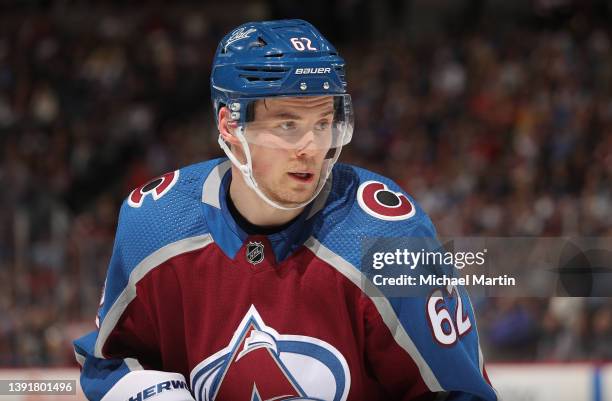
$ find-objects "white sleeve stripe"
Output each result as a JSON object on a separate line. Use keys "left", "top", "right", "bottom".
{"left": 479, "top": 345, "right": 485, "bottom": 375}
{"left": 201, "top": 160, "right": 231, "bottom": 208}
{"left": 74, "top": 349, "right": 86, "bottom": 367}
{"left": 124, "top": 357, "right": 144, "bottom": 371}
{"left": 94, "top": 234, "right": 215, "bottom": 358}
{"left": 304, "top": 237, "right": 443, "bottom": 393}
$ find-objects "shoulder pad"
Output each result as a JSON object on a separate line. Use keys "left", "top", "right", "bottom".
{"left": 314, "top": 164, "right": 436, "bottom": 268}
{"left": 113, "top": 159, "right": 224, "bottom": 276}
{"left": 97, "top": 160, "right": 223, "bottom": 331}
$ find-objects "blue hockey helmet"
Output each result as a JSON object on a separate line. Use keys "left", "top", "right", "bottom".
{"left": 211, "top": 19, "right": 349, "bottom": 123}
{"left": 211, "top": 19, "right": 353, "bottom": 211}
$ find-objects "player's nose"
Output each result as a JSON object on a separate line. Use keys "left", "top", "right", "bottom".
{"left": 294, "top": 129, "right": 317, "bottom": 156}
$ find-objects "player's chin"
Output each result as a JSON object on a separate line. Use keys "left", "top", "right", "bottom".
{"left": 276, "top": 185, "right": 318, "bottom": 206}
{"left": 285, "top": 189, "right": 316, "bottom": 204}
{"left": 288, "top": 176, "right": 319, "bottom": 193}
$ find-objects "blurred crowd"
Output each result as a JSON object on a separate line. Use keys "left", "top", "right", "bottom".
{"left": 0, "top": 1, "right": 611, "bottom": 366}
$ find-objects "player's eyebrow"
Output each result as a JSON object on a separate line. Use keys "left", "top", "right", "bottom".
{"left": 270, "top": 111, "right": 302, "bottom": 120}
{"left": 269, "top": 109, "right": 334, "bottom": 119}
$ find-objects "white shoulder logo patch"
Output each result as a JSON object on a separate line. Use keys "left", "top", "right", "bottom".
{"left": 128, "top": 170, "right": 179, "bottom": 208}
{"left": 357, "top": 180, "right": 416, "bottom": 221}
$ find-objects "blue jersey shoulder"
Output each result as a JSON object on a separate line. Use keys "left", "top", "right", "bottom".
{"left": 314, "top": 163, "right": 436, "bottom": 268}
{"left": 314, "top": 164, "right": 497, "bottom": 400}
{"left": 99, "top": 159, "right": 223, "bottom": 322}
{"left": 113, "top": 159, "right": 224, "bottom": 271}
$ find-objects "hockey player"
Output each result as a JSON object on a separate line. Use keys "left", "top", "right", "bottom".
{"left": 74, "top": 19, "right": 498, "bottom": 401}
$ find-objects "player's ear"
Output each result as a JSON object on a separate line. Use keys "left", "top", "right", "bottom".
{"left": 218, "top": 107, "right": 241, "bottom": 146}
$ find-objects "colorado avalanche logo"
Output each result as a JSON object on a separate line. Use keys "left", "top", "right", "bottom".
{"left": 190, "top": 306, "right": 350, "bottom": 401}
{"left": 128, "top": 170, "right": 179, "bottom": 208}
{"left": 357, "top": 180, "right": 415, "bottom": 221}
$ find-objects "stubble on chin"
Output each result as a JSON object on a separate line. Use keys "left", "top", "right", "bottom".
{"left": 265, "top": 173, "right": 320, "bottom": 206}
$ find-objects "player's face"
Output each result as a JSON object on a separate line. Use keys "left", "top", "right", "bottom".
{"left": 246, "top": 96, "right": 335, "bottom": 207}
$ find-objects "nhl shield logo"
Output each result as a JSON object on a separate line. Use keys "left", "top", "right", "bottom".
{"left": 246, "top": 241, "right": 264, "bottom": 265}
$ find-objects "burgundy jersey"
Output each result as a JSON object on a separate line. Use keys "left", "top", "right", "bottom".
{"left": 74, "top": 159, "right": 497, "bottom": 401}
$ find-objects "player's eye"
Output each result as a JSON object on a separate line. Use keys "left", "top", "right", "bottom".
{"left": 314, "top": 120, "right": 332, "bottom": 131}
{"left": 278, "top": 121, "right": 297, "bottom": 131}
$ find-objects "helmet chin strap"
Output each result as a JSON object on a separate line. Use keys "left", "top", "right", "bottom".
{"left": 218, "top": 126, "right": 342, "bottom": 211}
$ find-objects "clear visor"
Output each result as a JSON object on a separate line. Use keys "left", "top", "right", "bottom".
{"left": 233, "top": 94, "right": 353, "bottom": 151}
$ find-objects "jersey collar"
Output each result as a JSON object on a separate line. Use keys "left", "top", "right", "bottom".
{"left": 201, "top": 159, "right": 332, "bottom": 263}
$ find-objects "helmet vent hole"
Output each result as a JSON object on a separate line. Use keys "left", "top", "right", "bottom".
{"left": 240, "top": 75, "right": 283, "bottom": 82}
{"left": 236, "top": 66, "right": 289, "bottom": 73}
{"left": 249, "top": 37, "right": 267, "bottom": 49}
{"left": 334, "top": 66, "right": 345, "bottom": 79}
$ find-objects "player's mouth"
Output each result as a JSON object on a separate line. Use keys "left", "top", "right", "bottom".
{"left": 288, "top": 172, "right": 314, "bottom": 183}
